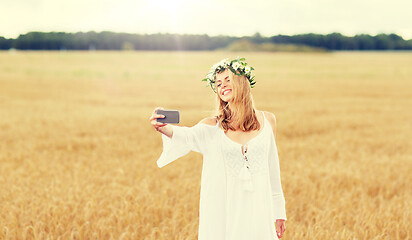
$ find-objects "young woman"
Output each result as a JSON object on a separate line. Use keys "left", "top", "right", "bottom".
{"left": 150, "top": 57, "right": 287, "bottom": 240}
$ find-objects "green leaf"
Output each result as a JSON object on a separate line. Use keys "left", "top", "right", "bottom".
{"left": 239, "top": 58, "right": 245, "bottom": 61}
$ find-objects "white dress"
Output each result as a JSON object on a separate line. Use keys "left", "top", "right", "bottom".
{"left": 157, "top": 113, "right": 287, "bottom": 240}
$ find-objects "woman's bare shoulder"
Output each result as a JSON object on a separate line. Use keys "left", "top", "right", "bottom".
{"left": 199, "top": 116, "right": 218, "bottom": 126}
{"left": 261, "top": 110, "right": 276, "bottom": 122}
{"left": 260, "top": 110, "right": 277, "bottom": 138}
{"left": 260, "top": 110, "right": 276, "bottom": 128}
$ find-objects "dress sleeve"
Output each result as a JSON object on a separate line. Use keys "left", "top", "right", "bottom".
{"left": 268, "top": 132, "right": 287, "bottom": 221}
{"left": 156, "top": 123, "right": 208, "bottom": 168}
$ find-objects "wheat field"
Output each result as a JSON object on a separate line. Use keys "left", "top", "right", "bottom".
{"left": 0, "top": 51, "right": 411, "bottom": 240}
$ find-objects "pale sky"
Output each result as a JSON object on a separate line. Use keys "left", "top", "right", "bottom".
{"left": 1, "top": 0, "right": 411, "bottom": 39}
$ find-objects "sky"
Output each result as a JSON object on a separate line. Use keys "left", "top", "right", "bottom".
{"left": 1, "top": 0, "right": 411, "bottom": 39}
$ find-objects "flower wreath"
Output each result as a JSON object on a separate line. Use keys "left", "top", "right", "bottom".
{"left": 201, "top": 57, "right": 256, "bottom": 93}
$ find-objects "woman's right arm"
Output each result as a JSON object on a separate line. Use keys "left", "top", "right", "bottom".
{"left": 150, "top": 107, "right": 209, "bottom": 168}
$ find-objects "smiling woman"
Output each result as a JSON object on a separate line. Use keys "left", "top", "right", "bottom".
{"left": 151, "top": 57, "right": 287, "bottom": 240}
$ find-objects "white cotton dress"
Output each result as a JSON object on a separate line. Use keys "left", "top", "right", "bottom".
{"left": 156, "top": 112, "right": 287, "bottom": 240}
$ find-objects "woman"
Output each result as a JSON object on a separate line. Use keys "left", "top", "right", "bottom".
{"left": 150, "top": 57, "right": 287, "bottom": 240}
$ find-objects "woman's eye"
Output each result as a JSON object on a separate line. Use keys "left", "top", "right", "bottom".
{"left": 217, "top": 84, "right": 221, "bottom": 87}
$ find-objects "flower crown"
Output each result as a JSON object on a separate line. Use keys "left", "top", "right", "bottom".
{"left": 202, "top": 57, "right": 256, "bottom": 93}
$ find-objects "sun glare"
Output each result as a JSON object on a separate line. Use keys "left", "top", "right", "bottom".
{"left": 149, "top": 0, "right": 189, "bottom": 14}
{"left": 141, "top": 0, "right": 197, "bottom": 33}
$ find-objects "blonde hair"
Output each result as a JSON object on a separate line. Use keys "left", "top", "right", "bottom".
{"left": 214, "top": 69, "right": 260, "bottom": 132}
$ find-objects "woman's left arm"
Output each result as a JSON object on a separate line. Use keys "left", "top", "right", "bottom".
{"left": 266, "top": 112, "right": 287, "bottom": 222}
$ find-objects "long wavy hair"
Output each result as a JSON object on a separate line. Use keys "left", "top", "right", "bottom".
{"left": 214, "top": 69, "right": 260, "bottom": 132}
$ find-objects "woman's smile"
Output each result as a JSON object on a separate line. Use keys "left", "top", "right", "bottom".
{"left": 222, "top": 89, "right": 231, "bottom": 95}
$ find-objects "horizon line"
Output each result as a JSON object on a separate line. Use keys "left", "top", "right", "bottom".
{"left": 1, "top": 30, "right": 411, "bottom": 41}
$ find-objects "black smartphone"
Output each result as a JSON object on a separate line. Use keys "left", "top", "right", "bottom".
{"left": 156, "top": 109, "right": 180, "bottom": 124}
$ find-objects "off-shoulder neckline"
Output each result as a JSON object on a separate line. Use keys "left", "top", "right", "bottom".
{"left": 220, "top": 111, "right": 267, "bottom": 147}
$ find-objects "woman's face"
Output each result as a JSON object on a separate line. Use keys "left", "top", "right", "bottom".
{"left": 215, "top": 69, "right": 233, "bottom": 102}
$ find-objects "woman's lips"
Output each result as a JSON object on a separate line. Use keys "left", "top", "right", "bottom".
{"left": 222, "top": 89, "right": 231, "bottom": 95}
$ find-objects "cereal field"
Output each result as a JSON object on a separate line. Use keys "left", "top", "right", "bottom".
{"left": 0, "top": 51, "right": 411, "bottom": 239}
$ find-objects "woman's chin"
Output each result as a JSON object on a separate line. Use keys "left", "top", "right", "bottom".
{"left": 219, "top": 95, "right": 232, "bottom": 103}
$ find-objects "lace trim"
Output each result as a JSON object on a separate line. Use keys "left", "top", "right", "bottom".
{"left": 222, "top": 136, "right": 268, "bottom": 178}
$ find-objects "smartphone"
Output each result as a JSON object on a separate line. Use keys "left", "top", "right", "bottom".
{"left": 156, "top": 109, "right": 180, "bottom": 124}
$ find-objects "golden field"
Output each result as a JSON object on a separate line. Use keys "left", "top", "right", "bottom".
{"left": 0, "top": 51, "right": 411, "bottom": 240}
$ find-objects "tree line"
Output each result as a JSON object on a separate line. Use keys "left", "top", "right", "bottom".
{"left": 0, "top": 31, "right": 411, "bottom": 51}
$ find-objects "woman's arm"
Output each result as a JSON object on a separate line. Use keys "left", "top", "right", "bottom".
{"left": 150, "top": 107, "right": 211, "bottom": 168}
{"left": 266, "top": 111, "right": 287, "bottom": 221}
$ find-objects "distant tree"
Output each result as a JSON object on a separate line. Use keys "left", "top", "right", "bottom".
{"left": 354, "top": 34, "right": 375, "bottom": 50}
{"left": 249, "top": 32, "right": 266, "bottom": 44}
{"left": 2, "top": 31, "right": 412, "bottom": 51}
{"left": 375, "top": 34, "right": 394, "bottom": 50}
{"left": 0, "top": 36, "right": 12, "bottom": 49}
{"left": 325, "top": 32, "right": 344, "bottom": 50}
{"left": 388, "top": 33, "right": 407, "bottom": 49}
{"left": 270, "top": 34, "right": 293, "bottom": 44}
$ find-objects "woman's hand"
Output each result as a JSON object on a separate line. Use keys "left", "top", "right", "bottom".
{"left": 150, "top": 107, "right": 173, "bottom": 138}
{"left": 275, "top": 219, "right": 286, "bottom": 238}
{"left": 150, "top": 107, "right": 167, "bottom": 132}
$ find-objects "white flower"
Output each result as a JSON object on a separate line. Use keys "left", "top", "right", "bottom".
{"left": 211, "top": 58, "right": 230, "bottom": 72}
{"left": 245, "top": 66, "right": 251, "bottom": 74}
{"left": 218, "top": 58, "right": 229, "bottom": 66}
{"left": 232, "top": 62, "right": 241, "bottom": 70}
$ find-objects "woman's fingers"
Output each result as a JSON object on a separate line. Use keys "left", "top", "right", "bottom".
{"left": 155, "top": 122, "right": 167, "bottom": 127}
{"left": 149, "top": 107, "right": 167, "bottom": 131}
{"left": 276, "top": 223, "right": 281, "bottom": 238}
{"left": 150, "top": 114, "right": 165, "bottom": 122}
{"left": 275, "top": 221, "right": 285, "bottom": 238}
{"left": 150, "top": 107, "right": 167, "bottom": 131}
{"left": 277, "top": 231, "right": 283, "bottom": 238}
{"left": 152, "top": 107, "right": 164, "bottom": 115}
{"left": 151, "top": 107, "right": 163, "bottom": 118}
{"left": 151, "top": 118, "right": 166, "bottom": 129}
{"left": 280, "top": 223, "right": 286, "bottom": 238}
{"left": 150, "top": 107, "right": 165, "bottom": 121}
